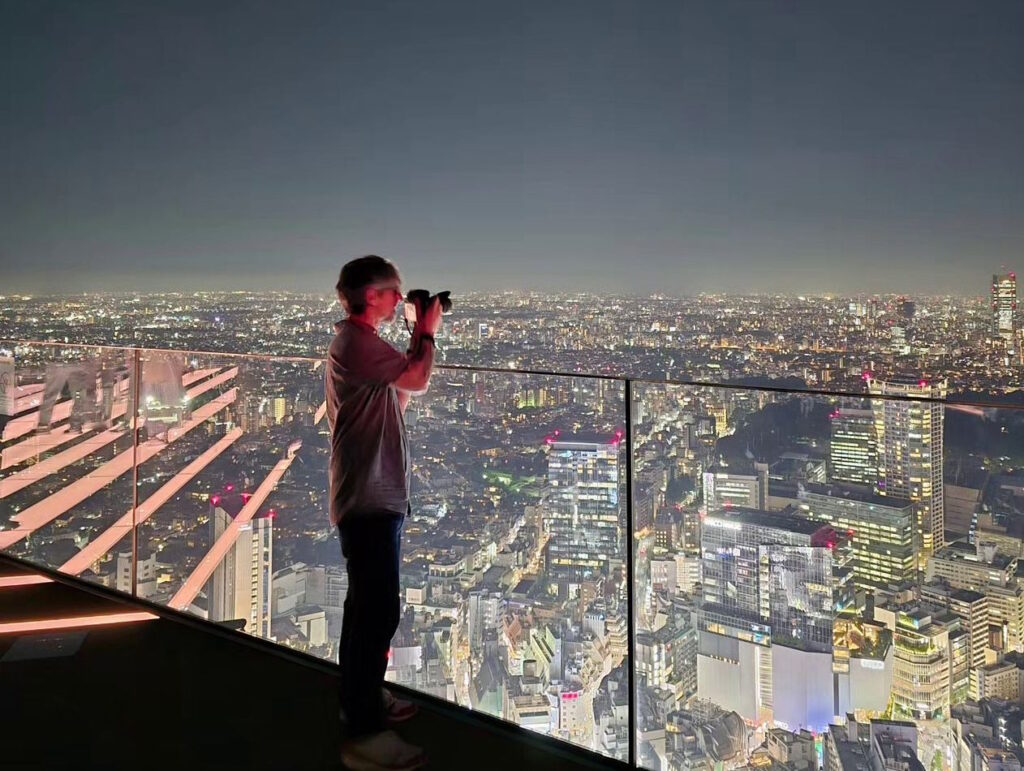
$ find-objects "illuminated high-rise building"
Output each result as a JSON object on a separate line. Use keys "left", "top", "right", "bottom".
{"left": 992, "top": 273, "right": 1018, "bottom": 351}
{"left": 868, "top": 375, "right": 946, "bottom": 566}
{"left": 207, "top": 493, "right": 273, "bottom": 638}
{"left": 921, "top": 581, "right": 989, "bottom": 700}
{"left": 829, "top": 408, "right": 877, "bottom": 485}
{"left": 697, "top": 507, "right": 853, "bottom": 731}
{"left": 543, "top": 436, "right": 622, "bottom": 584}
{"left": 269, "top": 395, "right": 288, "bottom": 424}
{"left": 798, "top": 483, "right": 915, "bottom": 590}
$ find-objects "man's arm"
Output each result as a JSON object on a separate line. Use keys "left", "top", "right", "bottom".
{"left": 394, "top": 331, "right": 436, "bottom": 397}
{"left": 396, "top": 336, "right": 419, "bottom": 413}
{"left": 393, "top": 297, "right": 442, "bottom": 405}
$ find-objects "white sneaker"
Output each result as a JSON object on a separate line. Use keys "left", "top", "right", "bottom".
{"left": 340, "top": 730, "right": 427, "bottom": 771}
{"left": 382, "top": 689, "right": 419, "bottom": 723}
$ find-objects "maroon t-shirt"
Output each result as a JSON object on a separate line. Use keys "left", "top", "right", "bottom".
{"left": 325, "top": 319, "right": 409, "bottom": 526}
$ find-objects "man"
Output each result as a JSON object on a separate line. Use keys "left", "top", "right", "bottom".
{"left": 326, "top": 255, "right": 441, "bottom": 771}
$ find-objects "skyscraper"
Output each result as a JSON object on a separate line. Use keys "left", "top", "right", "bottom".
{"left": 207, "top": 493, "right": 273, "bottom": 638}
{"left": 697, "top": 507, "right": 853, "bottom": 731}
{"left": 699, "top": 508, "right": 848, "bottom": 654}
{"left": 829, "top": 408, "right": 877, "bottom": 485}
{"left": 543, "top": 437, "right": 621, "bottom": 585}
{"left": 867, "top": 376, "right": 947, "bottom": 567}
{"left": 992, "top": 273, "right": 1018, "bottom": 352}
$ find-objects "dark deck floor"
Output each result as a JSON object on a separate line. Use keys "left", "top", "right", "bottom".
{"left": 0, "top": 555, "right": 626, "bottom": 771}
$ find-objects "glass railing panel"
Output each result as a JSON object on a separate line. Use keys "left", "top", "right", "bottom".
{"left": 399, "top": 369, "right": 629, "bottom": 760}
{"left": 9, "top": 333, "right": 1023, "bottom": 769}
{"left": 0, "top": 341, "right": 137, "bottom": 582}
{"left": 120, "top": 349, "right": 331, "bottom": 656}
{"left": 631, "top": 376, "right": 1024, "bottom": 771}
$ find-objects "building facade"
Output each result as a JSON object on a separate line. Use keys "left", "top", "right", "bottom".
{"left": 867, "top": 376, "right": 947, "bottom": 566}
{"left": 829, "top": 408, "right": 878, "bottom": 486}
{"left": 697, "top": 507, "right": 852, "bottom": 731}
{"left": 543, "top": 438, "right": 622, "bottom": 584}
{"left": 992, "top": 273, "right": 1018, "bottom": 351}
{"left": 208, "top": 496, "right": 273, "bottom": 638}
{"left": 799, "top": 483, "right": 915, "bottom": 590}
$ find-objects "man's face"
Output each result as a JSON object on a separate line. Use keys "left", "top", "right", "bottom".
{"left": 367, "top": 276, "right": 403, "bottom": 323}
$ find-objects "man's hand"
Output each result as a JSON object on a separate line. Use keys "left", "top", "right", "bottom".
{"left": 419, "top": 296, "right": 443, "bottom": 336}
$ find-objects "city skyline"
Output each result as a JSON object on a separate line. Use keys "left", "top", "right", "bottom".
{"left": 3, "top": 288, "right": 1021, "bottom": 406}
{"left": 2, "top": 1, "right": 1023, "bottom": 294}
{"left": 0, "top": 285, "right": 1018, "bottom": 301}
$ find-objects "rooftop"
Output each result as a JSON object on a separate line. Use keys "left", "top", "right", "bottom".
{"left": 933, "top": 544, "right": 1016, "bottom": 571}
{"left": 706, "top": 506, "right": 827, "bottom": 537}
{"left": 801, "top": 482, "right": 913, "bottom": 511}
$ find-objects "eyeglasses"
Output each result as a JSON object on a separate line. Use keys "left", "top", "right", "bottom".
{"left": 369, "top": 282, "right": 402, "bottom": 296}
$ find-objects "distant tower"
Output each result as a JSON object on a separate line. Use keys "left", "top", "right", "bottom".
{"left": 898, "top": 298, "right": 916, "bottom": 322}
{"left": 867, "top": 376, "right": 947, "bottom": 567}
{"left": 992, "top": 272, "right": 1018, "bottom": 352}
{"left": 207, "top": 494, "right": 273, "bottom": 638}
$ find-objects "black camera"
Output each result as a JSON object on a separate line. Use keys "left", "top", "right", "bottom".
{"left": 404, "top": 289, "right": 452, "bottom": 324}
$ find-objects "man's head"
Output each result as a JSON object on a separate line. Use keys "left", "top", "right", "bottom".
{"left": 336, "top": 255, "right": 403, "bottom": 326}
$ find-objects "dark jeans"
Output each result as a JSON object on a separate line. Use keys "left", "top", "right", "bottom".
{"left": 338, "top": 511, "right": 404, "bottom": 736}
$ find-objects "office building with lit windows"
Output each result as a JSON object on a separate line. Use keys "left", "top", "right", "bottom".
{"left": 798, "top": 483, "right": 915, "bottom": 590}
{"left": 829, "top": 408, "right": 877, "bottom": 485}
{"left": 992, "top": 273, "right": 1018, "bottom": 351}
{"left": 701, "top": 463, "right": 768, "bottom": 514}
{"left": 543, "top": 437, "right": 622, "bottom": 584}
{"left": 207, "top": 493, "right": 273, "bottom": 638}
{"left": 921, "top": 582, "right": 989, "bottom": 700}
{"left": 867, "top": 375, "right": 947, "bottom": 566}
{"left": 927, "top": 543, "right": 1024, "bottom": 653}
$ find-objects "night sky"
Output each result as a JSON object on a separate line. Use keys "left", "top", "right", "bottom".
{"left": 2, "top": 1, "right": 1022, "bottom": 295}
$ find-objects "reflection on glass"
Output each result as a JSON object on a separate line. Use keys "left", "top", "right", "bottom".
{"left": 631, "top": 379, "right": 1023, "bottom": 771}
{"left": 395, "top": 372, "right": 628, "bottom": 758}
{"left": 132, "top": 352, "right": 326, "bottom": 656}
{"left": 0, "top": 344, "right": 135, "bottom": 577}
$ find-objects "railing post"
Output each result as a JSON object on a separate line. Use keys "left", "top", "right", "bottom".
{"left": 130, "top": 347, "right": 141, "bottom": 598}
{"left": 625, "top": 378, "right": 636, "bottom": 768}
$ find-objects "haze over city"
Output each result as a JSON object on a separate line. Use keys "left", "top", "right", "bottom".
{"left": 2, "top": 0, "right": 1023, "bottom": 295}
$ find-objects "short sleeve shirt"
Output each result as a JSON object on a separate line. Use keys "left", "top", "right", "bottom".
{"left": 325, "top": 319, "right": 410, "bottom": 525}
